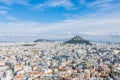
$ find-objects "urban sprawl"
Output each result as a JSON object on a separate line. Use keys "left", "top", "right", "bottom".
{"left": 0, "top": 42, "right": 120, "bottom": 80}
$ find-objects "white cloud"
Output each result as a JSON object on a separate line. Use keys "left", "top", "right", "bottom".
{"left": 0, "top": 32, "right": 36, "bottom": 36}
{"left": 87, "top": 0, "right": 113, "bottom": 7}
{"left": 34, "top": 0, "right": 75, "bottom": 10}
{"left": 0, "top": 10, "right": 8, "bottom": 15}
{"left": 86, "top": 0, "right": 120, "bottom": 12}
{"left": 62, "top": 32, "right": 74, "bottom": 35}
{"left": 79, "top": 0, "right": 86, "bottom": 4}
{"left": 6, "top": 16, "right": 17, "bottom": 20}
{"left": 0, "top": 0, "right": 30, "bottom": 6}
{"left": 0, "top": 6, "right": 10, "bottom": 10}
{"left": 0, "top": 21, "right": 47, "bottom": 34}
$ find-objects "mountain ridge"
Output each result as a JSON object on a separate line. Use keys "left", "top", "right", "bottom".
{"left": 34, "top": 39, "right": 55, "bottom": 42}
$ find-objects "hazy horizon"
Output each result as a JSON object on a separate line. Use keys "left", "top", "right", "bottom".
{"left": 0, "top": 35, "right": 120, "bottom": 43}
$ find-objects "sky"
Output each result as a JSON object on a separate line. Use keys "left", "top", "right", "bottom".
{"left": 0, "top": 0, "right": 120, "bottom": 39}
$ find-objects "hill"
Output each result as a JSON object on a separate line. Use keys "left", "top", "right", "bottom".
{"left": 64, "top": 36, "right": 91, "bottom": 45}
{"left": 34, "top": 39, "right": 55, "bottom": 42}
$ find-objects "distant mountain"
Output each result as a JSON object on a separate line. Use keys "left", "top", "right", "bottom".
{"left": 64, "top": 36, "right": 91, "bottom": 45}
{"left": 34, "top": 39, "right": 55, "bottom": 42}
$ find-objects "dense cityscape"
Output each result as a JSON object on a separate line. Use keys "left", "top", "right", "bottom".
{"left": 0, "top": 36, "right": 120, "bottom": 80}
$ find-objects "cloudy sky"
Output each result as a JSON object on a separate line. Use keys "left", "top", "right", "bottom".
{"left": 0, "top": 0, "right": 120, "bottom": 39}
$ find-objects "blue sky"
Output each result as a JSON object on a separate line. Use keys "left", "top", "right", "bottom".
{"left": 0, "top": 0, "right": 120, "bottom": 39}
